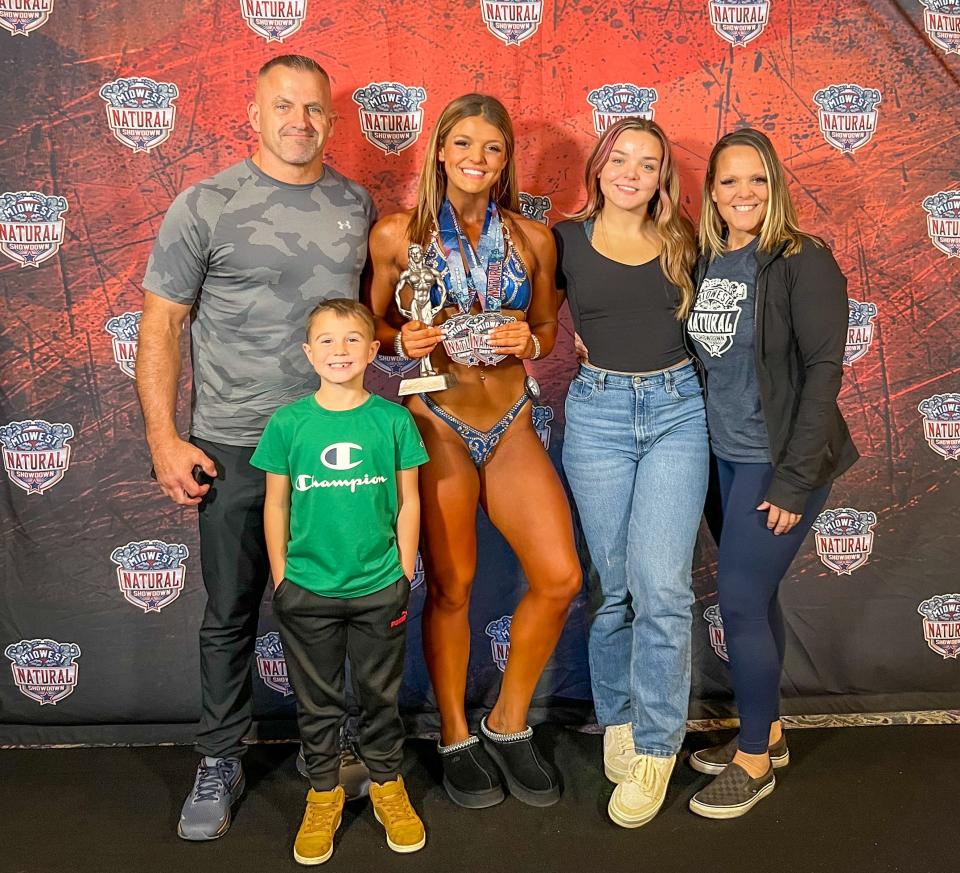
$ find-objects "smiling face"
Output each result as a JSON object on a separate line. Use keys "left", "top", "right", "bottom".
{"left": 437, "top": 115, "right": 508, "bottom": 198}
{"left": 710, "top": 144, "right": 769, "bottom": 249}
{"left": 248, "top": 65, "right": 334, "bottom": 180}
{"left": 303, "top": 311, "right": 378, "bottom": 386}
{"left": 598, "top": 129, "right": 663, "bottom": 215}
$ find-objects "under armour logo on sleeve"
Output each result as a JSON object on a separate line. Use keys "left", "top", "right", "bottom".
{"left": 338, "top": 220, "right": 352, "bottom": 230}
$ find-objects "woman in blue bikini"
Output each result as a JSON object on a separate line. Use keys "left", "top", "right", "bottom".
{"left": 369, "top": 94, "right": 581, "bottom": 810}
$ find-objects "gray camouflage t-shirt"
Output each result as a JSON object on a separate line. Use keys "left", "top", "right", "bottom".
{"left": 143, "top": 159, "right": 375, "bottom": 446}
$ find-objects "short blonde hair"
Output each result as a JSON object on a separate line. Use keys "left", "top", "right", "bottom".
{"left": 305, "top": 298, "right": 375, "bottom": 341}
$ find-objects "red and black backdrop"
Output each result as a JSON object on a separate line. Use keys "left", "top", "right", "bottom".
{"left": 1, "top": 1, "right": 958, "bottom": 744}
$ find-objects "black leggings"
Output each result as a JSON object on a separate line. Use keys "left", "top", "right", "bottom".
{"left": 715, "top": 459, "right": 830, "bottom": 754}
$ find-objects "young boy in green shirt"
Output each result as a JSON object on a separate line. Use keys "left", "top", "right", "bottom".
{"left": 250, "top": 299, "right": 428, "bottom": 865}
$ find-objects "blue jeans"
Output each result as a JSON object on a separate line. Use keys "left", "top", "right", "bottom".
{"left": 562, "top": 361, "right": 709, "bottom": 756}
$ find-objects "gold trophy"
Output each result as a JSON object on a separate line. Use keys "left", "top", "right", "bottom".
{"left": 395, "top": 244, "right": 457, "bottom": 396}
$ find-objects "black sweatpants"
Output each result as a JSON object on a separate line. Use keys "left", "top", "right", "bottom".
{"left": 274, "top": 576, "right": 410, "bottom": 791}
{"left": 192, "top": 437, "right": 271, "bottom": 759}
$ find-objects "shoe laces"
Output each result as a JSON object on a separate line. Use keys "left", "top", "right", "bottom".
{"left": 611, "top": 723, "right": 634, "bottom": 755}
{"left": 303, "top": 795, "right": 341, "bottom": 836}
{"left": 193, "top": 759, "right": 234, "bottom": 803}
{"left": 626, "top": 755, "right": 667, "bottom": 799}
{"left": 375, "top": 786, "right": 418, "bottom": 829}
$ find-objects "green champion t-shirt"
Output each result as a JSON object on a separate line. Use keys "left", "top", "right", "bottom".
{"left": 250, "top": 393, "right": 428, "bottom": 598}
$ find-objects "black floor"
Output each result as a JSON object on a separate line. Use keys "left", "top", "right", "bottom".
{"left": 0, "top": 724, "right": 953, "bottom": 873}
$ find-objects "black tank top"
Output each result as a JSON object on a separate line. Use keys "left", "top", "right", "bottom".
{"left": 553, "top": 219, "right": 688, "bottom": 373}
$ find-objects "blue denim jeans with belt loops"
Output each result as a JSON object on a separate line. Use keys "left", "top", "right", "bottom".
{"left": 562, "top": 361, "right": 709, "bottom": 757}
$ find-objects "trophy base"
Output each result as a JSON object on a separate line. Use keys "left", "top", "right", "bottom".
{"left": 397, "top": 372, "right": 458, "bottom": 396}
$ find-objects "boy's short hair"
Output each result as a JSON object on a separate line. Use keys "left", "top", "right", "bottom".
{"left": 305, "top": 298, "right": 376, "bottom": 341}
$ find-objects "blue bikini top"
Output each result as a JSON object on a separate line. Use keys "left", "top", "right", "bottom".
{"left": 427, "top": 227, "right": 533, "bottom": 312}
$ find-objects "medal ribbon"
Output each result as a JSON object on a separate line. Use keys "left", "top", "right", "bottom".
{"left": 438, "top": 199, "right": 506, "bottom": 313}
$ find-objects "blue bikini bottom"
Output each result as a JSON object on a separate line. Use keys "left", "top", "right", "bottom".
{"left": 419, "top": 390, "right": 532, "bottom": 467}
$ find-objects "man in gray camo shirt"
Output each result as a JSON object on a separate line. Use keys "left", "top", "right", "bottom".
{"left": 137, "top": 54, "right": 375, "bottom": 842}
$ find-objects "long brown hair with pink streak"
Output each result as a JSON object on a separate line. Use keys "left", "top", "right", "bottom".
{"left": 570, "top": 117, "right": 696, "bottom": 317}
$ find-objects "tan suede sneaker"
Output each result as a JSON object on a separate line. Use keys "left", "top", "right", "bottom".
{"left": 369, "top": 775, "right": 426, "bottom": 853}
{"left": 293, "top": 785, "right": 344, "bottom": 866}
{"left": 607, "top": 753, "right": 676, "bottom": 828}
{"left": 603, "top": 723, "right": 636, "bottom": 783}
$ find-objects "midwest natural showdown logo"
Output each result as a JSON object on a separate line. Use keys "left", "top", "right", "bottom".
{"left": 587, "top": 84, "right": 658, "bottom": 135}
{"left": 104, "top": 311, "right": 141, "bottom": 378}
{"left": 917, "top": 393, "right": 960, "bottom": 460}
{"left": 481, "top": 0, "right": 542, "bottom": 45}
{"left": 0, "top": 0, "right": 54, "bottom": 36}
{"left": 917, "top": 594, "right": 960, "bottom": 659}
{"left": 110, "top": 540, "right": 190, "bottom": 613}
{"left": 519, "top": 192, "right": 552, "bottom": 224}
{"left": 844, "top": 300, "right": 877, "bottom": 365}
{"left": 703, "top": 604, "right": 729, "bottom": 662}
{"left": 5, "top": 639, "right": 81, "bottom": 705}
{"left": 922, "top": 191, "right": 960, "bottom": 258}
{"left": 813, "top": 84, "right": 882, "bottom": 154}
{"left": 708, "top": 0, "right": 770, "bottom": 45}
{"left": 239, "top": 0, "right": 307, "bottom": 41}
{"left": 255, "top": 632, "right": 293, "bottom": 696}
{"left": 485, "top": 615, "right": 513, "bottom": 672}
{"left": 0, "top": 191, "right": 68, "bottom": 268}
{"left": 811, "top": 507, "right": 877, "bottom": 575}
{"left": 99, "top": 77, "right": 179, "bottom": 153}
{"left": 352, "top": 83, "right": 426, "bottom": 155}
{"left": 920, "top": 0, "right": 960, "bottom": 55}
{"left": 1, "top": 419, "right": 75, "bottom": 495}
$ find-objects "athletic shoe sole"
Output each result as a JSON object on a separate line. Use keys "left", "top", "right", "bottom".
{"left": 607, "top": 790, "right": 667, "bottom": 829}
{"left": 604, "top": 758, "right": 632, "bottom": 784}
{"left": 688, "top": 775, "right": 776, "bottom": 819}
{"left": 442, "top": 775, "right": 505, "bottom": 809}
{"left": 292, "top": 810, "right": 341, "bottom": 865}
{"left": 482, "top": 742, "right": 561, "bottom": 807}
{"left": 373, "top": 809, "right": 426, "bottom": 853}
{"left": 176, "top": 772, "right": 246, "bottom": 841}
{"left": 689, "top": 747, "right": 790, "bottom": 776}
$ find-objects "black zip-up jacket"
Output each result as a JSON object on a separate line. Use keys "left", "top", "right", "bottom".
{"left": 692, "top": 237, "right": 859, "bottom": 514}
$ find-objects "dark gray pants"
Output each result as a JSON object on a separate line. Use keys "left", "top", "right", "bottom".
{"left": 274, "top": 577, "right": 410, "bottom": 790}
{"left": 193, "top": 437, "right": 270, "bottom": 759}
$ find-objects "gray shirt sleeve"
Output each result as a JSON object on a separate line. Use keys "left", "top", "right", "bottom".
{"left": 143, "top": 185, "right": 225, "bottom": 305}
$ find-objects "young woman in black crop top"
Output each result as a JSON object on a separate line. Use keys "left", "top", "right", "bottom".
{"left": 554, "top": 118, "right": 709, "bottom": 829}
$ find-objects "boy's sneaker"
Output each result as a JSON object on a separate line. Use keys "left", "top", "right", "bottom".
{"left": 369, "top": 775, "right": 426, "bottom": 853}
{"left": 479, "top": 716, "right": 560, "bottom": 807}
{"left": 438, "top": 736, "right": 505, "bottom": 808}
{"left": 690, "top": 733, "right": 790, "bottom": 775}
{"left": 689, "top": 762, "right": 775, "bottom": 819}
{"left": 177, "top": 756, "right": 245, "bottom": 841}
{"left": 607, "top": 753, "right": 675, "bottom": 828}
{"left": 293, "top": 785, "right": 345, "bottom": 865}
{"left": 297, "top": 743, "right": 371, "bottom": 800}
{"left": 603, "top": 722, "right": 636, "bottom": 783}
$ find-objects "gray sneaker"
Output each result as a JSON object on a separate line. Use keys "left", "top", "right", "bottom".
{"left": 177, "top": 757, "right": 245, "bottom": 841}
{"left": 689, "top": 762, "right": 775, "bottom": 819}
{"left": 296, "top": 743, "right": 371, "bottom": 800}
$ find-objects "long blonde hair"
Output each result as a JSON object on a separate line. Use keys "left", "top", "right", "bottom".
{"left": 570, "top": 117, "right": 696, "bottom": 319}
{"left": 700, "top": 128, "right": 823, "bottom": 259}
{"left": 407, "top": 94, "right": 521, "bottom": 247}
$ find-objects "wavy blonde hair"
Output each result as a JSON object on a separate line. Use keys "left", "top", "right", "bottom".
{"left": 407, "top": 93, "right": 521, "bottom": 247}
{"left": 570, "top": 117, "right": 696, "bottom": 318}
{"left": 700, "top": 128, "right": 823, "bottom": 259}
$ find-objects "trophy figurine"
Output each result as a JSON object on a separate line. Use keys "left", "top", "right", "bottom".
{"left": 394, "top": 244, "right": 458, "bottom": 396}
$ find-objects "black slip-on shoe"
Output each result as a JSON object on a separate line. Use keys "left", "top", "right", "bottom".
{"left": 438, "top": 735, "right": 505, "bottom": 809}
{"left": 689, "top": 762, "right": 776, "bottom": 819}
{"left": 479, "top": 716, "right": 560, "bottom": 807}
{"left": 690, "top": 733, "right": 790, "bottom": 776}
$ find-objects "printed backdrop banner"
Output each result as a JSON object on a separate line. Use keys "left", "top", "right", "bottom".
{"left": 1, "top": 1, "right": 958, "bottom": 745}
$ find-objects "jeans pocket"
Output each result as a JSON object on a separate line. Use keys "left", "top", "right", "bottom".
{"left": 669, "top": 370, "right": 703, "bottom": 400}
{"left": 566, "top": 376, "right": 596, "bottom": 403}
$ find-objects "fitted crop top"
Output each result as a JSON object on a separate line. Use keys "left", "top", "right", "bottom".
{"left": 426, "top": 228, "right": 533, "bottom": 312}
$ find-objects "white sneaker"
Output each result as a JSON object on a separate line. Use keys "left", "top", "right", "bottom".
{"left": 607, "top": 753, "right": 676, "bottom": 828}
{"left": 603, "top": 723, "right": 636, "bottom": 783}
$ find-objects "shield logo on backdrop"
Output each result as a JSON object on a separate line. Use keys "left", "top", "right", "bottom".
{"left": 481, "top": 0, "right": 543, "bottom": 45}
{"left": 812, "top": 508, "right": 878, "bottom": 575}
{"left": 0, "top": 0, "right": 54, "bottom": 36}
{"left": 813, "top": 84, "right": 882, "bottom": 153}
{"left": 255, "top": 632, "right": 293, "bottom": 696}
{"left": 920, "top": 0, "right": 960, "bottom": 54}
{"left": 110, "top": 540, "right": 189, "bottom": 613}
{"left": 709, "top": 0, "right": 770, "bottom": 46}
{"left": 922, "top": 191, "right": 960, "bottom": 258}
{"left": 0, "top": 419, "right": 75, "bottom": 495}
{"left": 532, "top": 405, "right": 554, "bottom": 450}
{"left": 99, "top": 77, "right": 179, "bottom": 153}
{"left": 703, "top": 605, "right": 729, "bottom": 662}
{"left": 586, "top": 84, "right": 658, "bottom": 135}
{"left": 519, "top": 193, "right": 552, "bottom": 224}
{"left": 104, "top": 311, "right": 142, "bottom": 378}
{"left": 917, "top": 594, "right": 960, "bottom": 658}
{"left": 5, "top": 639, "right": 81, "bottom": 705}
{"left": 844, "top": 300, "right": 877, "bottom": 365}
{"left": 352, "top": 83, "right": 426, "bottom": 155}
{"left": 239, "top": 0, "right": 307, "bottom": 42}
{"left": 917, "top": 394, "right": 960, "bottom": 460}
{"left": 0, "top": 191, "right": 68, "bottom": 268}
{"left": 485, "top": 615, "right": 513, "bottom": 673}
